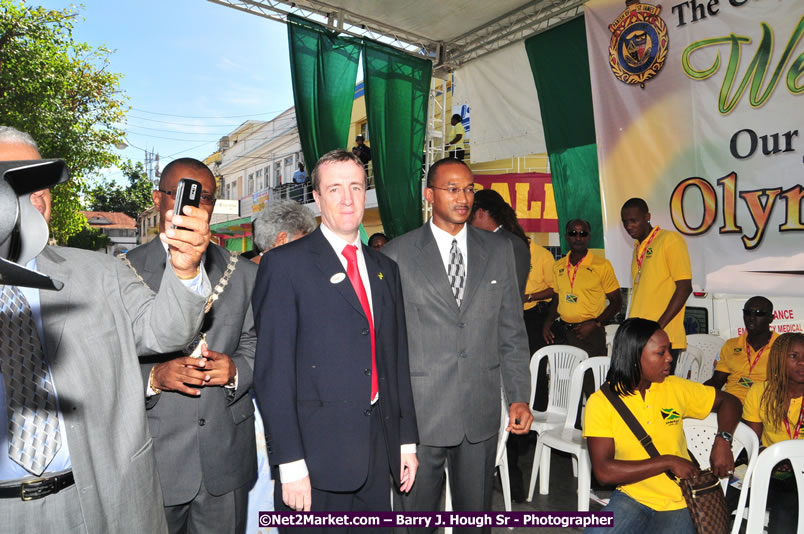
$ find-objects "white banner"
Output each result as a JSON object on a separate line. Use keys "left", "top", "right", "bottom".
{"left": 453, "top": 42, "right": 547, "bottom": 163}
{"left": 586, "top": 0, "right": 804, "bottom": 296}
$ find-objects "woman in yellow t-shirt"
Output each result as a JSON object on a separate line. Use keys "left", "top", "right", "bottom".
{"left": 742, "top": 332, "right": 804, "bottom": 533}
{"left": 584, "top": 318, "right": 741, "bottom": 534}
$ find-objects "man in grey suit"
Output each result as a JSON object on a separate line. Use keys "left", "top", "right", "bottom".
{"left": 0, "top": 127, "right": 210, "bottom": 533}
{"left": 383, "top": 158, "right": 533, "bottom": 532}
{"left": 125, "top": 158, "right": 257, "bottom": 534}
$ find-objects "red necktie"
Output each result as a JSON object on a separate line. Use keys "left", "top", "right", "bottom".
{"left": 342, "top": 245, "right": 378, "bottom": 401}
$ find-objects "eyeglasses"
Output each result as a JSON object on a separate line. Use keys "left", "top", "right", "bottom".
{"left": 567, "top": 230, "right": 589, "bottom": 237}
{"left": 743, "top": 308, "right": 771, "bottom": 317}
{"left": 429, "top": 185, "right": 475, "bottom": 196}
{"left": 158, "top": 189, "right": 216, "bottom": 205}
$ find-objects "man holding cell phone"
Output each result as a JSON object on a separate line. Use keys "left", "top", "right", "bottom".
{"left": 124, "top": 158, "right": 258, "bottom": 534}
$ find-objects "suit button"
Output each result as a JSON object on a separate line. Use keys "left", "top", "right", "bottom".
{"left": 199, "top": 419, "right": 206, "bottom": 426}
{"left": 361, "top": 328, "right": 369, "bottom": 335}
{"left": 364, "top": 409, "right": 372, "bottom": 416}
{"left": 364, "top": 368, "right": 371, "bottom": 376}
{"left": 458, "top": 322, "right": 465, "bottom": 328}
{"left": 460, "top": 351, "right": 467, "bottom": 358}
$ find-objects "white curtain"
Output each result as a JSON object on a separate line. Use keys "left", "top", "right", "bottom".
{"left": 452, "top": 42, "right": 547, "bottom": 163}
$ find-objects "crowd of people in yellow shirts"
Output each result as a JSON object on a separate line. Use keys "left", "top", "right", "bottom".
{"left": 473, "top": 191, "right": 801, "bottom": 534}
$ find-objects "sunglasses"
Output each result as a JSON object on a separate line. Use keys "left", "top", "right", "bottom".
{"left": 567, "top": 230, "right": 589, "bottom": 237}
{"left": 743, "top": 308, "right": 771, "bottom": 317}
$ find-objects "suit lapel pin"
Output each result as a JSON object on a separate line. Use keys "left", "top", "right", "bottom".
{"left": 378, "top": 272, "right": 383, "bottom": 280}
{"left": 330, "top": 272, "right": 346, "bottom": 284}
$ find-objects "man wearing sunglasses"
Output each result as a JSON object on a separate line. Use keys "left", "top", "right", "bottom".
{"left": 125, "top": 158, "right": 258, "bottom": 534}
{"left": 704, "top": 296, "right": 778, "bottom": 403}
{"left": 621, "top": 197, "right": 692, "bottom": 371}
{"left": 543, "top": 219, "right": 622, "bottom": 358}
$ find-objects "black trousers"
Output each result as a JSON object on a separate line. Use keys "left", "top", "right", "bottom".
{"left": 274, "top": 406, "right": 390, "bottom": 534}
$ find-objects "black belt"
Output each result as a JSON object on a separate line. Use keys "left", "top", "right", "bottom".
{"left": 559, "top": 319, "right": 585, "bottom": 330}
{"left": 0, "top": 471, "right": 75, "bottom": 501}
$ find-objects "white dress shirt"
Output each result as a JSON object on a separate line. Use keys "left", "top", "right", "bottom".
{"left": 429, "top": 218, "right": 469, "bottom": 277}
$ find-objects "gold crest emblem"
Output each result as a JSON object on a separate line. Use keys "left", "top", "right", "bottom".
{"left": 608, "top": 0, "right": 669, "bottom": 88}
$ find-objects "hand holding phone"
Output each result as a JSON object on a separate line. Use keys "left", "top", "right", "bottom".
{"left": 173, "top": 178, "right": 202, "bottom": 231}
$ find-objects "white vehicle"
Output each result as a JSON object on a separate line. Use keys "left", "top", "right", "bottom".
{"left": 684, "top": 293, "right": 804, "bottom": 340}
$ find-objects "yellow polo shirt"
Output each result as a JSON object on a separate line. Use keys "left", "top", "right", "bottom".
{"left": 449, "top": 122, "right": 465, "bottom": 150}
{"left": 628, "top": 229, "right": 692, "bottom": 349}
{"left": 524, "top": 241, "right": 555, "bottom": 310}
{"left": 743, "top": 381, "right": 804, "bottom": 447}
{"left": 584, "top": 377, "right": 716, "bottom": 511}
{"left": 715, "top": 331, "right": 779, "bottom": 403}
{"left": 550, "top": 252, "right": 619, "bottom": 323}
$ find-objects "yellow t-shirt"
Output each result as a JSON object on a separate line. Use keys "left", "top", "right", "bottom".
{"left": 715, "top": 332, "right": 779, "bottom": 403}
{"left": 584, "top": 377, "right": 716, "bottom": 511}
{"left": 550, "top": 252, "right": 619, "bottom": 323}
{"left": 742, "top": 381, "right": 804, "bottom": 448}
{"left": 449, "top": 122, "right": 465, "bottom": 150}
{"left": 524, "top": 241, "right": 555, "bottom": 310}
{"left": 628, "top": 229, "right": 692, "bottom": 349}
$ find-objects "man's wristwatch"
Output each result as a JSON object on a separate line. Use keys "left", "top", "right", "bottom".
{"left": 716, "top": 431, "right": 733, "bottom": 444}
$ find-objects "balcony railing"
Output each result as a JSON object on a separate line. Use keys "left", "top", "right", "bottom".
{"left": 266, "top": 164, "right": 376, "bottom": 205}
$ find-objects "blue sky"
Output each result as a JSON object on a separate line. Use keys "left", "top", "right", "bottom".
{"left": 37, "top": 0, "right": 295, "bottom": 182}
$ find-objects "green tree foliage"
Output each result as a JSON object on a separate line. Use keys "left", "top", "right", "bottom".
{"left": 0, "top": 1, "right": 127, "bottom": 243}
{"left": 87, "top": 160, "right": 153, "bottom": 219}
{"left": 65, "top": 224, "right": 109, "bottom": 251}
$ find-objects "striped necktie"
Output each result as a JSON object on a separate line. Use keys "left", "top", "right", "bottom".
{"left": 448, "top": 239, "right": 465, "bottom": 307}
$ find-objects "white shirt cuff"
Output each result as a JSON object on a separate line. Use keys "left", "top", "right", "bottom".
{"left": 175, "top": 266, "right": 211, "bottom": 296}
{"left": 401, "top": 443, "right": 416, "bottom": 454}
{"left": 279, "top": 459, "right": 309, "bottom": 483}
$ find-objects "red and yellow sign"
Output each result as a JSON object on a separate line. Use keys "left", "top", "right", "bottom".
{"left": 473, "top": 173, "right": 558, "bottom": 233}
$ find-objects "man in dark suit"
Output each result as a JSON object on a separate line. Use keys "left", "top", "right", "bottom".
{"left": 252, "top": 150, "right": 418, "bottom": 527}
{"left": 124, "top": 158, "right": 257, "bottom": 534}
{"left": 382, "top": 158, "right": 533, "bottom": 532}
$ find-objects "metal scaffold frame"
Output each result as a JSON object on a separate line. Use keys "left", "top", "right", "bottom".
{"left": 206, "top": 0, "right": 584, "bottom": 70}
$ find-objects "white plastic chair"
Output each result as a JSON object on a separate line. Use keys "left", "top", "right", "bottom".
{"left": 605, "top": 324, "right": 619, "bottom": 357}
{"left": 745, "top": 440, "right": 804, "bottom": 534}
{"left": 674, "top": 346, "right": 702, "bottom": 382}
{"left": 526, "top": 346, "right": 588, "bottom": 487}
{"left": 527, "top": 356, "right": 611, "bottom": 511}
{"left": 495, "top": 392, "right": 512, "bottom": 513}
{"left": 528, "top": 345, "right": 589, "bottom": 433}
{"left": 686, "top": 334, "right": 726, "bottom": 382}
{"left": 682, "top": 414, "right": 761, "bottom": 534}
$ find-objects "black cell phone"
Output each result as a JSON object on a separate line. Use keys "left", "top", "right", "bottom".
{"left": 172, "top": 178, "right": 202, "bottom": 230}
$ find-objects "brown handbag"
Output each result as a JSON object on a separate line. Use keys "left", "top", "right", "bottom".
{"left": 600, "top": 384, "right": 730, "bottom": 534}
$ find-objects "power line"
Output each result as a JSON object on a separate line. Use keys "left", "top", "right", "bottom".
{"left": 127, "top": 114, "right": 256, "bottom": 127}
{"left": 120, "top": 116, "right": 299, "bottom": 135}
{"left": 124, "top": 130, "right": 220, "bottom": 142}
{"left": 131, "top": 106, "right": 289, "bottom": 119}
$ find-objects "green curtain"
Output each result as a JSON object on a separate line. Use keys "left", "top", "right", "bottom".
{"left": 525, "top": 16, "right": 603, "bottom": 252}
{"left": 287, "top": 15, "right": 361, "bottom": 166}
{"left": 361, "top": 40, "right": 431, "bottom": 238}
